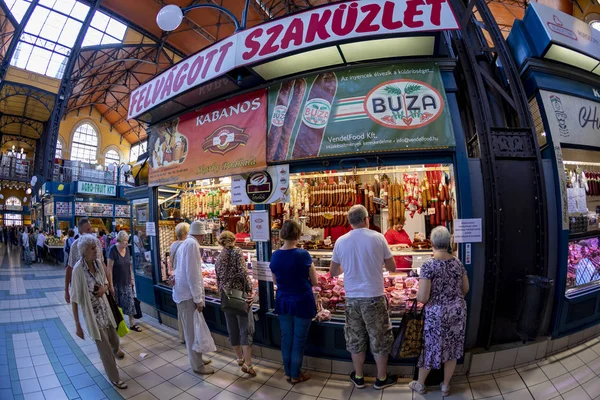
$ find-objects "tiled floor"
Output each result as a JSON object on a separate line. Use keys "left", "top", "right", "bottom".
{"left": 2, "top": 244, "right": 600, "bottom": 400}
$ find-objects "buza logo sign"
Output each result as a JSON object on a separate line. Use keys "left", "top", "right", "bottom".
{"left": 202, "top": 125, "right": 250, "bottom": 155}
{"left": 365, "top": 79, "right": 443, "bottom": 129}
{"left": 271, "top": 105, "right": 287, "bottom": 127}
{"left": 302, "top": 98, "right": 331, "bottom": 129}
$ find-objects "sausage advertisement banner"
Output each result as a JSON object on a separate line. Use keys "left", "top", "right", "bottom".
{"left": 149, "top": 89, "right": 267, "bottom": 186}
{"left": 267, "top": 63, "right": 455, "bottom": 162}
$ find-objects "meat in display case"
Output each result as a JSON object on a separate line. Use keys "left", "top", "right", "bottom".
{"left": 309, "top": 249, "right": 430, "bottom": 321}
{"left": 199, "top": 245, "right": 260, "bottom": 305}
{"left": 567, "top": 234, "right": 600, "bottom": 294}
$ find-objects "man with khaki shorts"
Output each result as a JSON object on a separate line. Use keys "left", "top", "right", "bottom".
{"left": 330, "top": 205, "right": 397, "bottom": 390}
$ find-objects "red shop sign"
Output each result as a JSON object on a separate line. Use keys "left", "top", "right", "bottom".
{"left": 128, "top": 0, "right": 459, "bottom": 120}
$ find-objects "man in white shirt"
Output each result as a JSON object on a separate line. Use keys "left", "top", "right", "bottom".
{"left": 173, "top": 221, "right": 214, "bottom": 375}
{"left": 65, "top": 218, "right": 108, "bottom": 304}
{"left": 330, "top": 205, "right": 397, "bottom": 390}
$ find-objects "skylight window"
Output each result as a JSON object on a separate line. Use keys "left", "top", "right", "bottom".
{"left": 9, "top": 0, "right": 90, "bottom": 79}
{"left": 4, "top": 0, "right": 32, "bottom": 23}
{"left": 82, "top": 11, "right": 127, "bottom": 46}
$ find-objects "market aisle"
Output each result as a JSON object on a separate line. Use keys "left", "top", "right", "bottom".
{"left": 1, "top": 244, "right": 600, "bottom": 400}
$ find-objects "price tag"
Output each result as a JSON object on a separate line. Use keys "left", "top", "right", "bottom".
{"left": 244, "top": 237, "right": 251, "bottom": 243}
{"left": 428, "top": 208, "right": 436, "bottom": 215}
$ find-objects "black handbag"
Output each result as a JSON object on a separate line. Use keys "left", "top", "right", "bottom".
{"left": 106, "top": 293, "right": 124, "bottom": 326}
{"left": 220, "top": 273, "right": 250, "bottom": 317}
{"left": 390, "top": 299, "right": 425, "bottom": 359}
{"left": 134, "top": 298, "right": 143, "bottom": 319}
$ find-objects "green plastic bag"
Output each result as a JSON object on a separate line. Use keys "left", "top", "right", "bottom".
{"left": 116, "top": 307, "right": 129, "bottom": 337}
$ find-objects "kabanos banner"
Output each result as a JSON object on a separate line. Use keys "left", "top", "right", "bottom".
{"left": 267, "top": 63, "right": 455, "bottom": 162}
{"left": 148, "top": 90, "right": 267, "bottom": 186}
{"left": 128, "top": 0, "right": 459, "bottom": 119}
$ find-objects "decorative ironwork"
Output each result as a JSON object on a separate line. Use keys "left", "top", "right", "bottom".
{"left": 0, "top": 133, "right": 38, "bottom": 147}
{"left": 0, "top": 115, "right": 45, "bottom": 138}
{"left": 0, "top": 1, "right": 17, "bottom": 67}
{"left": 491, "top": 128, "right": 535, "bottom": 158}
{"left": 450, "top": 0, "right": 548, "bottom": 347}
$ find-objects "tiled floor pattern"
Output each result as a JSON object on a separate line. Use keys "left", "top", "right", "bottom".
{"left": 1, "top": 245, "right": 600, "bottom": 399}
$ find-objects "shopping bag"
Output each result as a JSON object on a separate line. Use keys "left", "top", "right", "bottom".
{"left": 134, "top": 298, "right": 143, "bottom": 319}
{"left": 390, "top": 300, "right": 424, "bottom": 359}
{"left": 116, "top": 307, "right": 130, "bottom": 337}
{"left": 192, "top": 311, "right": 217, "bottom": 353}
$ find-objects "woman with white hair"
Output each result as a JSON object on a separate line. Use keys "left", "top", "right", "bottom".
{"left": 107, "top": 230, "right": 141, "bottom": 332}
{"left": 71, "top": 235, "right": 127, "bottom": 389}
{"left": 409, "top": 226, "right": 469, "bottom": 397}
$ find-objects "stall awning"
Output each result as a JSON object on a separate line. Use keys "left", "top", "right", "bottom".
{"left": 127, "top": 0, "right": 459, "bottom": 125}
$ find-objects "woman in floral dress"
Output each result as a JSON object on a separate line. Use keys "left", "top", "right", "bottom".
{"left": 409, "top": 226, "right": 469, "bottom": 397}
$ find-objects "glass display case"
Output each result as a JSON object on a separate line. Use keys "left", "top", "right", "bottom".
{"left": 563, "top": 149, "right": 600, "bottom": 295}
{"left": 307, "top": 249, "right": 431, "bottom": 320}
{"left": 199, "top": 245, "right": 260, "bottom": 305}
{"left": 567, "top": 234, "right": 600, "bottom": 294}
{"left": 132, "top": 200, "right": 152, "bottom": 278}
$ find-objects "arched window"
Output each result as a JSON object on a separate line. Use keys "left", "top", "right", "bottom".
{"left": 104, "top": 149, "right": 120, "bottom": 167}
{"left": 71, "top": 123, "right": 98, "bottom": 163}
{"left": 592, "top": 21, "right": 600, "bottom": 32}
{"left": 6, "top": 197, "right": 22, "bottom": 207}
{"left": 55, "top": 139, "right": 63, "bottom": 159}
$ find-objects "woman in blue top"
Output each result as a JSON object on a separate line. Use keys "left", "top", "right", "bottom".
{"left": 270, "top": 220, "right": 318, "bottom": 384}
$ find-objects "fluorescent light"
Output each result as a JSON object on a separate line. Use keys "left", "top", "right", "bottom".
{"left": 253, "top": 47, "right": 343, "bottom": 80}
{"left": 593, "top": 64, "right": 600, "bottom": 75}
{"left": 544, "top": 44, "right": 599, "bottom": 71}
{"left": 340, "top": 37, "right": 435, "bottom": 62}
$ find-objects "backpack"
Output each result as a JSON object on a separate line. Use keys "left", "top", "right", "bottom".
{"left": 65, "top": 238, "right": 72, "bottom": 254}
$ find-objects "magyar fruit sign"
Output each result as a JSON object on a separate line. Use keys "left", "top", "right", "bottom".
{"left": 267, "top": 63, "right": 455, "bottom": 162}
{"left": 148, "top": 89, "right": 267, "bottom": 186}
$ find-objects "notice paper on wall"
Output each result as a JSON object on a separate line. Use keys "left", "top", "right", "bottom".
{"left": 253, "top": 261, "right": 273, "bottom": 282}
{"left": 250, "top": 210, "right": 270, "bottom": 242}
{"left": 145, "top": 222, "right": 156, "bottom": 236}
{"left": 567, "top": 188, "right": 588, "bottom": 214}
{"left": 454, "top": 219, "right": 482, "bottom": 243}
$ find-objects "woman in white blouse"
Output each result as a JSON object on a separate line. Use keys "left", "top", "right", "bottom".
{"left": 70, "top": 235, "right": 128, "bottom": 390}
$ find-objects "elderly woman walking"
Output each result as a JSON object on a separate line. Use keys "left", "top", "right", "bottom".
{"left": 107, "top": 231, "right": 141, "bottom": 332}
{"left": 70, "top": 235, "right": 127, "bottom": 389}
{"left": 409, "top": 226, "right": 469, "bottom": 397}
{"left": 215, "top": 231, "right": 256, "bottom": 376}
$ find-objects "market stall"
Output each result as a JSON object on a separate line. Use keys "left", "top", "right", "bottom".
{"left": 136, "top": 51, "right": 478, "bottom": 362}
{"left": 508, "top": 3, "right": 600, "bottom": 337}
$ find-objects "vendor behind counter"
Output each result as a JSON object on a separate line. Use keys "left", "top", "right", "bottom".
{"left": 385, "top": 224, "right": 413, "bottom": 270}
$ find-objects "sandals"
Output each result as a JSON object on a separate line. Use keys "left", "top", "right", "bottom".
{"left": 440, "top": 383, "right": 450, "bottom": 396}
{"left": 291, "top": 373, "right": 311, "bottom": 384}
{"left": 114, "top": 349, "right": 125, "bottom": 359}
{"left": 409, "top": 381, "right": 426, "bottom": 395}
{"left": 130, "top": 324, "right": 142, "bottom": 332}
{"left": 242, "top": 364, "right": 257, "bottom": 377}
{"left": 112, "top": 380, "right": 128, "bottom": 389}
{"left": 236, "top": 358, "right": 244, "bottom": 366}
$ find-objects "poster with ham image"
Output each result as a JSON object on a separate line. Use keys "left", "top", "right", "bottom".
{"left": 149, "top": 89, "right": 268, "bottom": 187}
{"left": 267, "top": 63, "right": 456, "bottom": 162}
